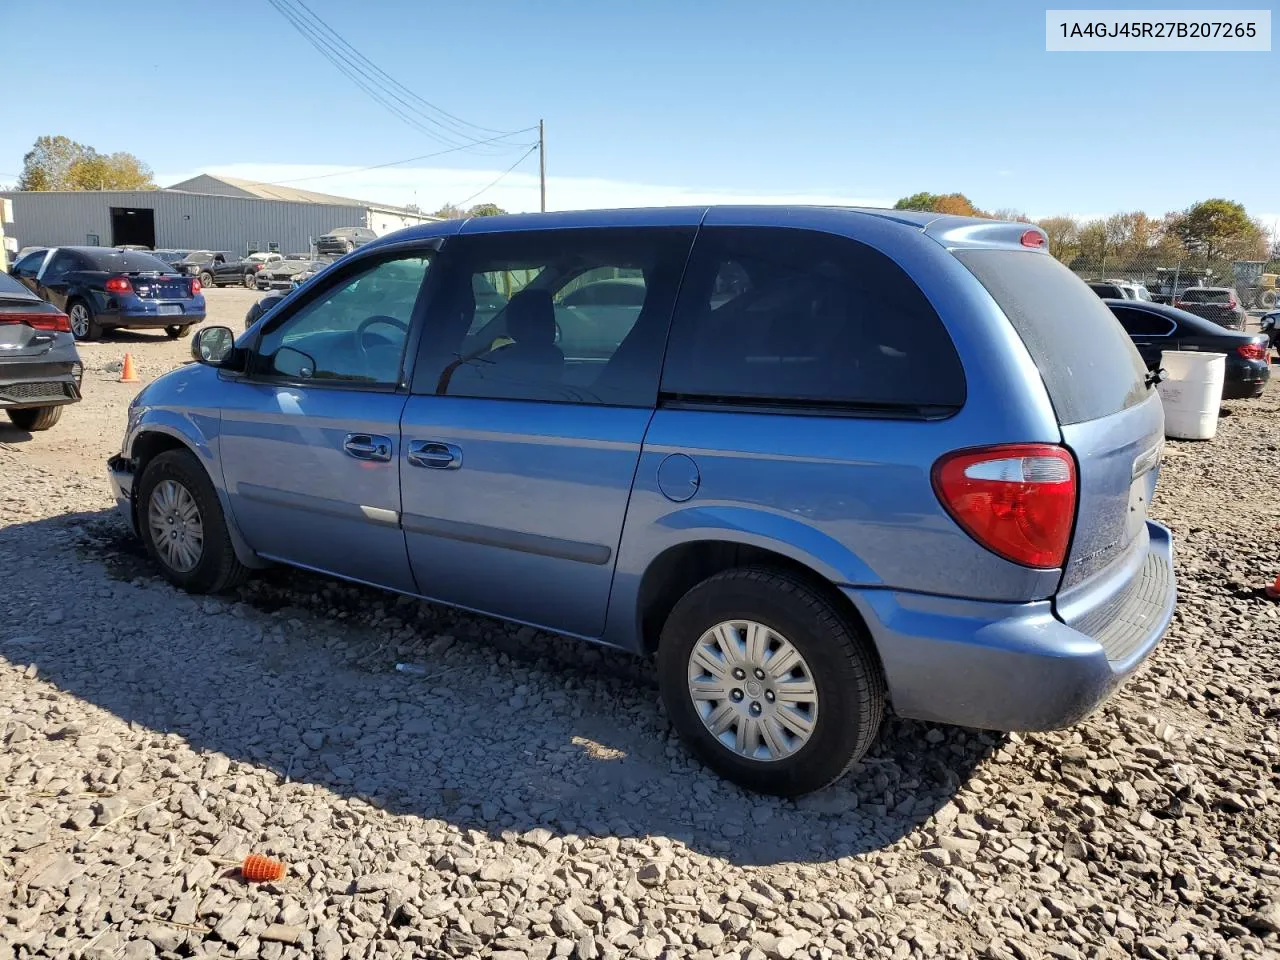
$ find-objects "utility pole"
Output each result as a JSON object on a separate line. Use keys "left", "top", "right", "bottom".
{"left": 538, "top": 119, "right": 546, "bottom": 213}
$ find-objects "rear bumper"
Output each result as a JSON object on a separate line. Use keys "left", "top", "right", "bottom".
{"left": 107, "top": 454, "right": 137, "bottom": 534}
{"left": 846, "top": 520, "right": 1176, "bottom": 731}
{"left": 0, "top": 362, "right": 82, "bottom": 409}
{"left": 99, "top": 293, "right": 206, "bottom": 328}
{"left": 1223, "top": 358, "right": 1270, "bottom": 398}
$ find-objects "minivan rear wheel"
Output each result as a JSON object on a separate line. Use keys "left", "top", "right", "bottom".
{"left": 657, "top": 567, "right": 884, "bottom": 796}
{"left": 137, "top": 449, "right": 249, "bottom": 594}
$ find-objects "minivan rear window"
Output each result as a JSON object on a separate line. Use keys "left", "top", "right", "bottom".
{"left": 955, "top": 250, "right": 1150, "bottom": 425}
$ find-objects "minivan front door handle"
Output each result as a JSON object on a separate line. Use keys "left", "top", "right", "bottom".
{"left": 344, "top": 433, "right": 392, "bottom": 462}
{"left": 407, "top": 440, "right": 462, "bottom": 470}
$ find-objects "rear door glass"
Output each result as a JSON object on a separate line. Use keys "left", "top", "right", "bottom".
{"left": 955, "top": 250, "right": 1150, "bottom": 425}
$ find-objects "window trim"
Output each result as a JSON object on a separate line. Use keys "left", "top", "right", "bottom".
{"left": 234, "top": 238, "right": 442, "bottom": 392}
{"left": 409, "top": 226, "right": 697, "bottom": 406}
{"left": 1111, "top": 307, "right": 1176, "bottom": 338}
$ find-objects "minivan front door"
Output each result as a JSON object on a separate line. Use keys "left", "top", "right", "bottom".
{"left": 217, "top": 249, "right": 435, "bottom": 593}
{"left": 399, "top": 225, "right": 696, "bottom": 637}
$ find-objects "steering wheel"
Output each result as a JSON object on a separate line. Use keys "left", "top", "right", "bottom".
{"left": 355, "top": 315, "right": 409, "bottom": 351}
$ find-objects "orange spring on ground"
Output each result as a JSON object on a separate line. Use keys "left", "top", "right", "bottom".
{"left": 241, "top": 853, "right": 286, "bottom": 883}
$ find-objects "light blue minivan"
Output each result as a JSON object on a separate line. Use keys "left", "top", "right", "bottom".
{"left": 108, "top": 207, "right": 1176, "bottom": 795}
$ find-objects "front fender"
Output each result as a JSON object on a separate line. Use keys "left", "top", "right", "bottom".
{"left": 124, "top": 374, "right": 265, "bottom": 569}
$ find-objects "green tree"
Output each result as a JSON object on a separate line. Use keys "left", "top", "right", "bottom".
{"left": 893, "top": 192, "right": 941, "bottom": 212}
{"left": 431, "top": 203, "right": 464, "bottom": 219}
{"left": 892, "top": 191, "right": 986, "bottom": 217}
{"left": 1171, "top": 199, "right": 1264, "bottom": 262}
{"left": 18, "top": 135, "right": 154, "bottom": 191}
{"left": 466, "top": 203, "right": 507, "bottom": 217}
{"left": 1036, "top": 216, "right": 1081, "bottom": 263}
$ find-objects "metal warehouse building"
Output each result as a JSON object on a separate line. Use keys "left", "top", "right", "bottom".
{"left": 0, "top": 174, "right": 434, "bottom": 256}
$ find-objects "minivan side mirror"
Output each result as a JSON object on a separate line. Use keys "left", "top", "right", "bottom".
{"left": 191, "top": 325, "right": 237, "bottom": 366}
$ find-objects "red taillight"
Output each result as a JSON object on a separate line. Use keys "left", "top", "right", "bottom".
{"left": 1019, "top": 229, "right": 1046, "bottom": 248}
{"left": 0, "top": 311, "right": 72, "bottom": 333}
{"left": 932, "top": 444, "right": 1077, "bottom": 569}
{"left": 1237, "top": 342, "right": 1267, "bottom": 361}
{"left": 1226, "top": 298, "right": 1238, "bottom": 309}
{"left": 1173, "top": 300, "right": 1187, "bottom": 308}
{"left": 191, "top": 278, "right": 202, "bottom": 294}
{"left": 105, "top": 276, "right": 132, "bottom": 294}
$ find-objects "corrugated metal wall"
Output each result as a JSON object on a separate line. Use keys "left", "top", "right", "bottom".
{"left": 0, "top": 190, "right": 368, "bottom": 254}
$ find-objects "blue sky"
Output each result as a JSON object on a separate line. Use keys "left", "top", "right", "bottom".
{"left": 3, "top": 0, "right": 1276, "bottom": 224}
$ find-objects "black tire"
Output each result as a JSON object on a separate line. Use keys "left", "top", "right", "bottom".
{"left": 243, "top": 272, "right": 257, "bottom": 288}
{"left": 1260, "top": 290, "right": 1278, "bottom": 311}
{"left": 657, "top": 567, "right": 885, "bottom": 797}
{"left": 198, "top": 270, "right": 214, "bottom": 288}
{"left": 6, "top": 405, "right": 64, "bottom": 431}
{"left": 136, "top": 449, "right": 250, "bottom": 594}
{"left": 165, "top": 324, "right": 193, "bottom": 339}
{"left": 67, "top": 298, "right": 102, "bottom": 341}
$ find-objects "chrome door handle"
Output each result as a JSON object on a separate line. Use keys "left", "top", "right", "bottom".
{"left": 343, "top": 433, "right": 392, "bottom": 462}
{"left": 407, "top": 440, "right": 462, "bottom": 470}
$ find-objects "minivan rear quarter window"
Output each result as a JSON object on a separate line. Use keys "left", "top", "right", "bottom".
{"left": 660, "top": 227, "right": 966, "bottom": 414}
{"left": 955, "top": 250, "right": 1150, "bottom": 425}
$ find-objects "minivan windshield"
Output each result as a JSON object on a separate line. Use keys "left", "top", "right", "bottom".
{"left": 956, "top": 250, "right": 1151, "bottom": 425}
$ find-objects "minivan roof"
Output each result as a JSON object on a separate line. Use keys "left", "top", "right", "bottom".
{"left": 370, "top": 205, "right": 1048, "bottom": 254}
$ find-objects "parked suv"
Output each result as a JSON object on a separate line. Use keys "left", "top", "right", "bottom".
{"left": 1173, "top": 286, "right": 1247, "bottom": 329}
{"left": 316, "top": 226, "right": 377, "bottom": 256}
{"left": 107, "top": 208, "right": 1176, "bottom": 796}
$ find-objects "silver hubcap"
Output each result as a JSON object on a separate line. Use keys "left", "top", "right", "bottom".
{"left": 69, "top": 305, "right": 88, "bottom": 337}
{"left": 147, "top": 479, "right": 204, "bottom": 573}
{"left": 687, "top": 620, "right": 819, "bottom": 761}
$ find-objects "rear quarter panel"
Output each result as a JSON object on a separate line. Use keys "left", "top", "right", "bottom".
{"left": 603, "top": 209, "right": 1069, "bottom": 650}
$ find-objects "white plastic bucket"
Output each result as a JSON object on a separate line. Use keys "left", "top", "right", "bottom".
{"left": 1157, "top": 351, "right": 1226, "bottom": 440}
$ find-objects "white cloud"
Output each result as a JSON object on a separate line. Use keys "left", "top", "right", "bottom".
{"left": 158, "top": 162, "right": 893, "bottom": 214}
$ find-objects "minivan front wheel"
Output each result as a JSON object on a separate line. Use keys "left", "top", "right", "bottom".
{"left": 137, "top": 449, "right": 249, "bottom": 594}
{"left": 658, "top": 567, "right": 884, "bottom": 796}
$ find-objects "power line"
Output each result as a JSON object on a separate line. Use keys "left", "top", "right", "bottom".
{"left": 260, "top": 133, "right": 539, "bottom": 186}
{"left": 287, "top": 0, "right": 511, "bottom": 139}
{"left": 454, "top": 144, "right": 540, "bottom": 209}
{"left": 267, "top": 0, "right": 504, "bottom": 152}
{"left": 268, "top": 0, "right": 523, "bottom": 153}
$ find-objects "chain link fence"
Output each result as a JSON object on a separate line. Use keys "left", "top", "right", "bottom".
{"left": 1068, "top": 251, "right": 1280, "bottom": 311}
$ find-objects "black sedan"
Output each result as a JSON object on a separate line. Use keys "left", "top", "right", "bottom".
{"left": 1106, "top": 299, "right": 1270, "bottom": 399}
{"left": 0, "top": 271, "right": 82, "bottom": 431}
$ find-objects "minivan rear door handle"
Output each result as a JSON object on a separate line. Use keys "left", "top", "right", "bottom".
{"left": 407, "top": 440, "right": 462, "bottom": 470}
{"left": 343, "top": 433, "right": 392, "bottom": 462}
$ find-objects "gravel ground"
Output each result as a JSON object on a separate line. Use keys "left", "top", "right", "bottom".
{"left": 2, "top": 288, "right": 1279, "bottom": 960}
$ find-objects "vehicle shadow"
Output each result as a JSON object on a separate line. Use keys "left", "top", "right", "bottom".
{"left": 94, "top": 328, "right": 184, "bottom": 344}
{"left": 0, "top": 508, "right": 997, "bottom": 867}
{"left": 0, "top": 422, "right": 35, "bottom": 443}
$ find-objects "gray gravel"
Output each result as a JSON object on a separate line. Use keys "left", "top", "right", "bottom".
{"left": 2, "top": 291, "right": 1279, "bottom": 959}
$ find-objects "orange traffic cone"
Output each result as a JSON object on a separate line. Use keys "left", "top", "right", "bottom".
{"left": 1266, "top": 574, "right": 1280, "bottom": 600}
{"left": 119, "top": 353, "right": 139, "bottom": 383}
